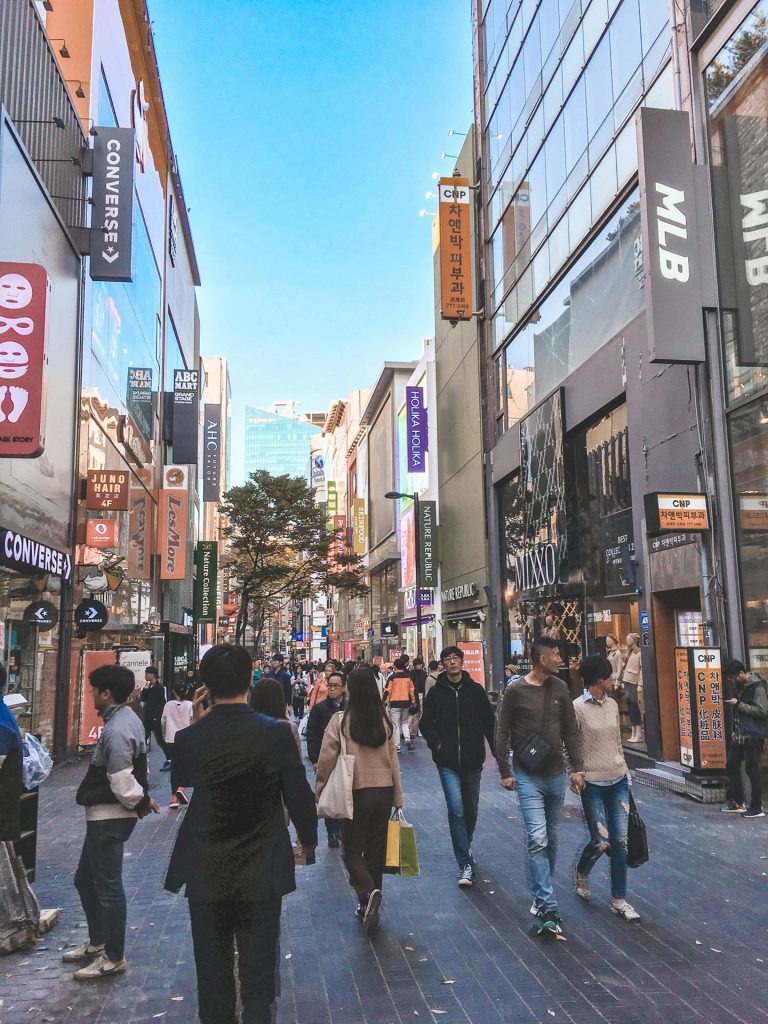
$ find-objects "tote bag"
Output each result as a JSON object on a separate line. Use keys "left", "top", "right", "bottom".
{"left": 316, "top": 714, "right": 355, "bottom": 820}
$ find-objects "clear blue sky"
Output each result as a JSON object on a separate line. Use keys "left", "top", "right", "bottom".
{"left": 150, "top": 0, "right": 474, "bottom": 483}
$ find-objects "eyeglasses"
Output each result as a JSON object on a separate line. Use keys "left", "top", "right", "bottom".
{"left": 444, "top": 655, "right": 462, "bottom": 663}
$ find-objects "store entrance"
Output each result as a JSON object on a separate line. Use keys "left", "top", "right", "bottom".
{"left": 651, "top": 587, "right": 702, "bottom": 762}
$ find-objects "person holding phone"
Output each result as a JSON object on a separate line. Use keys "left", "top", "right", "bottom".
{"left": 164, "top": 645, "right": 317, "bottom": 1024}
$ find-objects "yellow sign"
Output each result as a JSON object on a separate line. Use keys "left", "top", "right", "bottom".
{"left": 438, "top": 177, "right": 472, "bottom": 320}
{"left": 352, "top": 497, "right": 367, "bottom": 554}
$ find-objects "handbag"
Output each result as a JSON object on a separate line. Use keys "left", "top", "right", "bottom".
{"left": 627, "top": 791, "right": 649, "bottom": 868}
{"left": 514, "top": 680, "right": 552, "bottom": 772}
{"left": 316, "top": 713, "right": 355, "bottom": 820}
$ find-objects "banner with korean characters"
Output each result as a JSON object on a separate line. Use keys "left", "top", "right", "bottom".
{"left": 675, "top": 647, "right": 726, "bottom": 770}
{"left": 438, "top": 177, "right": 472, "bottom": 320}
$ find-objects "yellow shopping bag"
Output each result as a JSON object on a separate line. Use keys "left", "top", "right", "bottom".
{"left": 384, "top": 810, "right": 400, "bottom": 873}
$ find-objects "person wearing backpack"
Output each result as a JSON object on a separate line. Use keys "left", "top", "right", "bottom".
{"left": 722, "top": 659, "right": 768, "bottom": 818}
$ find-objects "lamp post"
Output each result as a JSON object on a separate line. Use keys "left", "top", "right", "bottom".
{"left": 386, "top": 490, "right": 422, "bottom": 661}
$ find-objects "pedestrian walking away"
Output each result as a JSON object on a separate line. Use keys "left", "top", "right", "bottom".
{"left": 315, "top": 666, "right": 403, "bottom": 935}
{"left": 140, "top": 665, "right": 169, "bottom": 767}
{"left": 161, "top": 682, "right": 193, "bottom": 808}
{"left": 305, "top": 668, "right": 347, "bottom": 848}
{"left": 384, "top": 656, "right": 417, "bottom": 752}
{"left": 571, "top": 653, "right": 640, "bottom": 922}
{"left": 165, "top": 644, "right": 317, "bottom": 1024}
{"left": 495, "top": 636, "right": 585, "bottom": 937}
{"left": 420, "top": 645, "right": 496, "bottom": 889}
{"left": 66, "top": 664, "right": 160, "bottom": 979}
{"left": 722, "top": 658, "right": 768, "bottom": 818}
{"left": 409, "top": 657, "right": 427, "bottom": 740}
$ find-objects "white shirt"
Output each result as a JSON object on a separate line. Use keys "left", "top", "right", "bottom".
{"left": 161, "top": 699, "right": 193, "bottom": 742}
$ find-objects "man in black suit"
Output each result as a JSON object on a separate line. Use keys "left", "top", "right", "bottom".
{"left": 164, "top": 645, "right": 317, "bottom": 1024}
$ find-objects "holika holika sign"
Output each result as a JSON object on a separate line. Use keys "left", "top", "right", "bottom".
{"left": 406, "top": 386, "right": 428, "bottom": 473}
{"left": 194, "top": 541, "right": 218, "bottom": 624}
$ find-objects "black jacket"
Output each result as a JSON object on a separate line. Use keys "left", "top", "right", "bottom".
{"left": 267, "top": 667, "right": 293, "bottom": 708}
{"left": 410, "top": 668, "right": 427, "bottom": 696}
{"left": 164, "top": 704, "right": 317, "bottom": 902}
{"left": 420, "top": 672, "right": 496, "bottom": 771}
{"left": 306, "top": 695, "right": 347, "bottom": 764}
{"left": 733, "top": 674, "right": 768, "bottom": 742}
{"left": 140, "top": 682, "right": 166, "bottom": 724}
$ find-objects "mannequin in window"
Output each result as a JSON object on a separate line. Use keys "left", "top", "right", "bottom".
{"left": 621, "top": 634, "right": 644, "bottom": 744}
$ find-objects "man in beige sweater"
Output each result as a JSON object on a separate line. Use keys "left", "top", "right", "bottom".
{"left": 571, "top": 653, "right": 640, "bottom": 922}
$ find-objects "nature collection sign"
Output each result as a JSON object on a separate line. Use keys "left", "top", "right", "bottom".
{"left": 194, "top": 541, "right": 218, "bottom": 623}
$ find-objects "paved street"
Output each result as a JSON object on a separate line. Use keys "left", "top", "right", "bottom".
{"left": 2, "top": 739, "right": 767, "bottom": 1024}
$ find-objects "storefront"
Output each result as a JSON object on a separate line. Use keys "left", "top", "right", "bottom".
{"left": 400, "top": 589, "right": 437, "bottom": 663}
{"left": 440, "top": 580, "right": 490, "bottom": 686}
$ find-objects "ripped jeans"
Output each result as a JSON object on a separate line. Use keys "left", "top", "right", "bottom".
{"left": 576, "top": 777, "right": 630, "bottom": 900}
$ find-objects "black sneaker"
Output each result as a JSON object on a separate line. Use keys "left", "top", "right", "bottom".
{"left": 160, "top": 760, "right": 172, "bottom": 772}
{"left": 742, "top": 807, "right": 766, "bottom": 818}
{"left": 721, "top": 801, "right": 746, "bottom": 812}
{"left": 537, "top": 910, "right": 563, "bottom": 937}
{"left": 363, "top": 889, "right": 382, "bottom": 934}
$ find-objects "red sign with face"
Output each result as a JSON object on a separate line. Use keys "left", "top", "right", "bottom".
{"left": 0, "top": 263, "right": 48, "bottom": 457}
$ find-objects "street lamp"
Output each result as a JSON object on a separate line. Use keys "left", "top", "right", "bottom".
{"left": 385, "top": 490, "right": 423, "bottom": 662}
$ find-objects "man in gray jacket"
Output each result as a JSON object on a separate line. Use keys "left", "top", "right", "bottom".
{"left": 63, "top": 664, "right": 159, "bottom": 979}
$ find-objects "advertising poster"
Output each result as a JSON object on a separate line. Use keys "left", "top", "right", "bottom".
{"left": 400, "top": 504, "right": 416, "bottom": 588}
{"left": 0, "top": 262, "right": 49, "bottom": 457}
{"left": 458, "top": 642, "right": 486, "bottom": 686}
{"left": 79, "top": 650, "right": 117, "bottom": 746}
{"left": 675, "top": 647, "right": 727, "bottom": 769}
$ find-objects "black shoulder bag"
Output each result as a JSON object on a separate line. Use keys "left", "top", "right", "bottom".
{"left": 513, "top": 680, "right": 552, "bottom": 772}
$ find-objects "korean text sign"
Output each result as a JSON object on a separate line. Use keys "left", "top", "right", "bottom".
{"left": 438, "top": 177, "right": 472, "bottom": 320}
{"left": 0, "top": 263, "right": 49, "bottom": 457}
{"left": 675, "top": 647, "right": 726, "bottom": 769}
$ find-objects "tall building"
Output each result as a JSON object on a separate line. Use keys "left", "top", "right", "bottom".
{"left": 244, "top": 404, "right": 321, "bottom": 478}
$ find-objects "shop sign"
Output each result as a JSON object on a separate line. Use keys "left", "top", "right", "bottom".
{"left": 513, "top": 543, "right": 559, "bottom": 592}
{"left": 86, "top": 469, "right": 130, "bottom": 511}
{"left": 381, "top": 622, "right": 399, "bottom": 638}
{"left": 326, "top": 481, "right": 337, "bottom": 532}
{"left": 75, "top": 599, "right": 109, "bottom": 632}
{"left": 127, "top": 488, "right": 152, "bottom": 580}
{"left": 739, "top": 494, "right": 768, "bottom": 531}
{"left": 90, "top": 127, "right": 136, "bottom": 282}
{"left": 127, "top": 368, "right": 153, "bottom": 439}
{"left": 202, "top": 404, "right": 221, "bottom": 502}
{"left": 649, "top": 531, "right": 696, "bottom": 553}
{"left": 158, "top": 487, "right": 188, "bottom": 580}
{"left": 163, "top": 464, "right": 188, "bottom": 489}
{"left": 352, "top": 497, "right": 367, "bottom": 554}
{"left": 117, "top": 648, "right": 152, "bottom": 681}
{"left": 117, "top": 413, "right": 152, "bottom": 466}
{"left": 0, "top": 528, "right": 72, "bottom": 581}
{"left": 194, "top": 541, "right": 218, "bottom": 624}
{"left": 23, "top": 600, "right": 58, "bottom": 631}
{"left": 636, "top": 107, "right": 705, "bottom": 364}
{"left": 405, "top": 386, "right": 428, "bottom": 472}
{"left": 644, "top": 492, "right": 708, "bottom": 534}
{"left": 86, "top": 519, "right": 118, "bottom": 548}
{"left": 438, "top": 176, "right": 472, "bottom": 320}
{"left": 311, "top": 454, "right": 325, "bottom": 490}
{"left": 0, "top": 262, "right": 49, "bottom": 457}
{"left": 749, "top": 648, "right": 768, "bottom": 674}
{"left": 404, "top": 589, "right": 432, "bottom": 612}
{"left": 418, "top": 500, "right": 438, "bottom": 588}
{"left": 458, "top": 641, "right": 486, "bottom": 686}
{"left": 440, "top": 582, "right": 479, "bottom": 603}
{"left": 172, "top": 369, "right": 199, "bottom": 464}
{"left": 675, "top": 647, "right": 726, "bottom": 770}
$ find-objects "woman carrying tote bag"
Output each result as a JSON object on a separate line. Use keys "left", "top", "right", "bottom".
{"left": 315, "top": 666, "right": 403, "bottom": 934}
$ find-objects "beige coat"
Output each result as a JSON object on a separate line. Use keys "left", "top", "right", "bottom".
{"left": 315, "top": 712, "right": 404, "bottom": 808}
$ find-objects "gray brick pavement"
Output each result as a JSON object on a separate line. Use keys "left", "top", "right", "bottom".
{"left": 1, "top": 737, "right": 767, "bottom": 1024}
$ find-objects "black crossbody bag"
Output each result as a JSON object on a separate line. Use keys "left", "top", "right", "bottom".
{"left": 514, "top": 679, "right": 553, "bottom": 772}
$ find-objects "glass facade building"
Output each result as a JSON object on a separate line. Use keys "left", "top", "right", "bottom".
{"left": 244, "top": 406, "right": 321, "bottom": 479}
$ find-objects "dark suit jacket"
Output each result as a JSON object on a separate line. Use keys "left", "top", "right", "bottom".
{"left": 164, "top": 704, "right": 317, "bottom": 902}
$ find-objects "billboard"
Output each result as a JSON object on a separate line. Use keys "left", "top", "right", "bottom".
{"left": 0, "top": 262, "right": 49, "bottom": 457}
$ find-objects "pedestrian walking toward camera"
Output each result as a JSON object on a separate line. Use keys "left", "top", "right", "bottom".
{"left": 140, "top": 665, "right": 169, "bottom": 767}
{"left": 161, "top": 682, "right": 193, "bottom": 809}
{"left": 315, "top": 666, "right": 403, "bottom": 934}
{"left": 165, "top": 645, "right": 317, "bottom": 1024}
{"left": 420, "top": 646, "right": 496, "bottom": 888}
{"left": 384, "top": 656, "right": 417, "bottom": 752}
{"left": 265, "top": 653, "right": 293, "bottom": 715}
{"left": 495, "top": 636, "right": 585, "bottom": 937}
{"left": 65, "top": 664, "right": 160, "bottom": 979}
{"left": 572, "top": 654, "right": 640, "bottom": 922}
{"left": 306, "top": 669, "right": 347, "bottom": 848}
{"left": 722, "top": 658, "right": 768, "bottom": 818}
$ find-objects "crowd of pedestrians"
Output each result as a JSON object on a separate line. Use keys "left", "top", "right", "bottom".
{"left": 2, "top": 637, "right": 764, "bottom": 1022}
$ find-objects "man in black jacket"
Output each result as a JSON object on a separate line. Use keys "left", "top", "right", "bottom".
{"left": 305, "top": 669, "right": 347, "bottom": 847}
{"left": 165, "top": 644, "right": 317, "bottom": 1024}
{"left": 420, "top": 645, "right": 496, "bottom": 889}
{"left": 265, "top": 653, "right": 293, "bottom": 712}
{"left": 140, "top": 666, "right": 169, "bottom": 767}
{"left": 723, "top": 658, "right": 768, "bottom": 818}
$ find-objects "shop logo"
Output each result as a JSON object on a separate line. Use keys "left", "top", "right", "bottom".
{"left": 741, "top": 190, "right": 768, "bottom": 287}
{"left": 514, "top": 543, "right": 559, "bottom": 591}
{"left": 655, "top": 183, "right": 689, "bottom": 283}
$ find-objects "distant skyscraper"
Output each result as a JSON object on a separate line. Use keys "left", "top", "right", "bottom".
{"left": 244, "top": 403, "right": 321, "bottom": 479}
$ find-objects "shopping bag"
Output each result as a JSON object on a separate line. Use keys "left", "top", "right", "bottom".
{"left": 316, "top": 714, "right": 355, "bottom": 819}
{"left": 398, "top": 813, "right": 420, "bottom": 878}
{"left": 627, "top": 792, "right": 649, "bottom": 868}
{"left": 384, "top": 810, "right": 401, "bottom": 873}
{"left": 21, "top": 734, "right": 53, "bottom": 790}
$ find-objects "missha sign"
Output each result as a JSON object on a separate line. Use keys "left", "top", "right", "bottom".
{"left": 90, "top": 127, "right": 136, "bottom": 282}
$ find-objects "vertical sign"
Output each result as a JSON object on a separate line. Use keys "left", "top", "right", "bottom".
{"left": 405, "top": 386, "right": 428, "bottom": 472}
{"left": 438, "top": 176, "right": 472, "bottom": 320}
{"left": 675, "top": 647, "right": 727, "bottom": 769}
{"left": 418, "top": 500, "right": 438, "bottom": 588}
{"left": 202, "top": 403, "right": 221, "bottom": 502}
{"left": 636, "top": 107, "right": 704, "bottom": 363}
{"left": 458, "top": 642, "right": 486, "bottom": 687}
{"left": 158, "top": 466, "right": 188, "bottom": 581}
{"left": 90, "top": 126, "right": 136, "bottom": 282}
{"left": 127, "top": 367, "right": 153, "bottom": 439}
{"left": 675, "top": 647, "right": 694, "bottom": 767}
{"left": 172, "top": 369, "right": 199, "bottom": 464}
{"left": 352, "top": 497, "right": 367, "bottom": 554}
{"left": 194, "top": 541, "right": 218, "bottom": 623}
{"left": 326, "top": 480, "right": 337, "bottom": 532}
{"left": 0, "top": 262, "right": 49, "bottom": 457}
{"left": 331, "top": 514, "right": 346, "bottom": 568}
{"left": 127, "top": 488, "right": 152, "bottom": 580}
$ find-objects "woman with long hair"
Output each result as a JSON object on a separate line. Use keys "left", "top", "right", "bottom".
{"left": 250, "top": 678, "right": 300, "bottom": 750}
{"left": 315, "top": 666, "right": 403, "bottom": 934}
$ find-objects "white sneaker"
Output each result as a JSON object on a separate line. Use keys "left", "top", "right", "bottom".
{"left": 457, "top": 865, "right": 474, "bottom": 888}
{"left": 610, "top": 899, "right": 640, "bottom": 922}
{"left": 73, "top": 952, "right": 127, "bottom": 980}
{"left": 529, "top": 901, "right": 543, "bottom": 917}
{"left": 574, "top": 871, "right": 591, "bottom": 901}
{"left": 62, "top": 941, "right": 104, "bottom": 963}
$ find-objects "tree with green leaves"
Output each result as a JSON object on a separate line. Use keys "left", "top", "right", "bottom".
{"left": 220, "top": 470, "right": 367, "bottom": 647}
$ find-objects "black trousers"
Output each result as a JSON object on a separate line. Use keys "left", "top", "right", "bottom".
{"left": 165, "top": 742, "right": 182, "bottom": 795}
{"left": 188, "top": 895, "right": 282, "bottom": 1024}
{"left": 726, "top": 738, "right": 763, "bottom": 810}
{"left": 341, "top": 786, "right": 394, "bottom": 904}
{"left": 144, "top": 720, "right": 168, "bottom": 758}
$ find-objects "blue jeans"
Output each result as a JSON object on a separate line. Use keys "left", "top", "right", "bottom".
{"left": 437, "top": 766, "right": 482, "bottom": 869}
{"left": 514, "top": 768, "right": 565, "bottom": 913}
{"left": 577, "top": 778, "right": 630, "bottom": 900}
{"left": 74, "top": 818, "right": 136, "bottom": 961}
